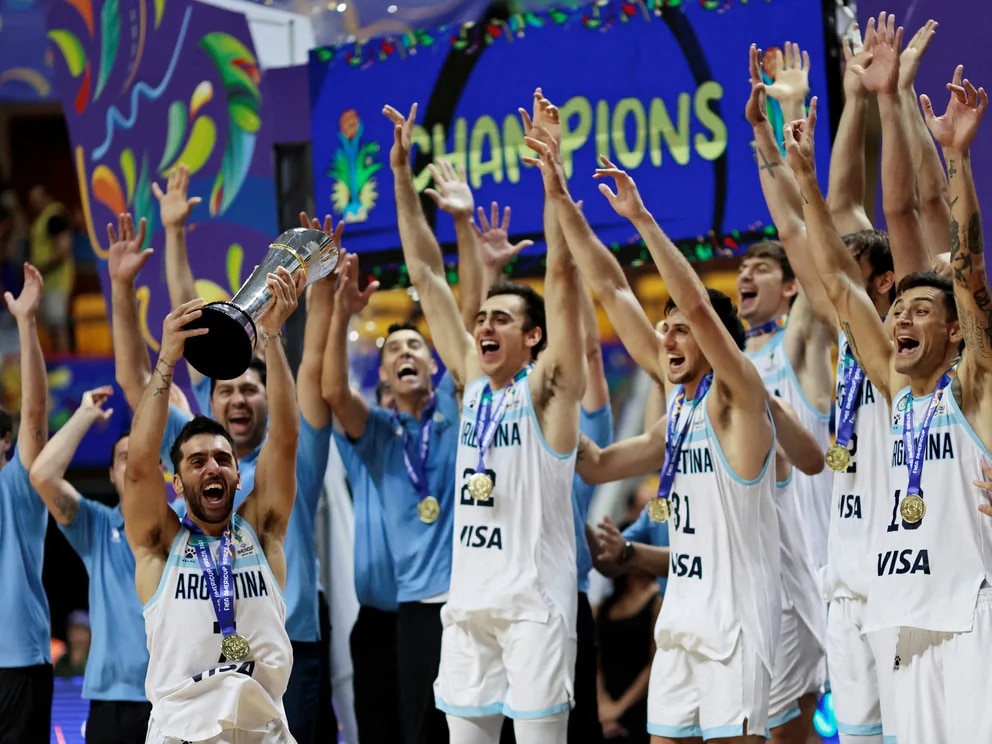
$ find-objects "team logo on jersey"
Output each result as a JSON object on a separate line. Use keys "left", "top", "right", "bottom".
{"left": 896, "top": 396, "right": 911, "bottom": 413}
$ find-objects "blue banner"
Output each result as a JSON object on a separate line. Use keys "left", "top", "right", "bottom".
{"left": 0, "top": 0, "right": 56, "bottom": 101}
{"left": 308, "top": 1, "right": 832, "bottom": 258}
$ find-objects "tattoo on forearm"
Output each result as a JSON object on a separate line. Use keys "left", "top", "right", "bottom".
{"left": 840, "top": 321, "right": 866, "bottom": 371}
{"left": 53, "top": 490, "right": 79, "bottom": 522}
{"left": 948, "top": 160, "right": 957, "bottom": 179}
{"left": 799, "top": 189, "right": 810, "bottom": 205}
{"left": 153, "top": 359, "right": 174, "bottom": 396}
{"left": 33, "top": 428, "right": 44, "bottom": 446}
{"left": 757, "top": 149, "right": 780, "bottom": 179}
{"left": 967, "top": 211, "right": 983, "bottom": 255}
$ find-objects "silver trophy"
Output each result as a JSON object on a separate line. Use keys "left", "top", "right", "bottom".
{"left": 183, "top": 227, "right": 338, "bottom": 380}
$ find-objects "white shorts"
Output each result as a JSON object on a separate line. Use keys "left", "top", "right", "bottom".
{"left": 890, "top": 586, "right": 992, "bottom": 744}
{"left": 647, "top": 633, "right": 770, "bottom": 741}
{"left": 769, "top": 605, "right": 825, "bottom": 728}
{"left": 827, "top": 597, "right": 897, "bottom": 743}
{"left": 144, "top": 718, "right": 295, "bottom": 743}
{"left": 434, "top": 612, "right": 575, "bottom": 720}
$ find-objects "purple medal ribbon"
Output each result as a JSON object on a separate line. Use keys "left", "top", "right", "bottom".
{"left": 834, "top": 349, "right": 865, "bottom": 450}
{"left": 473, "top": 366, "right": 531, "bottom": 474}
{"left": 391, "top": 394, "right": 437, "bottom": 501}
{"left": 901, "top": 367, "right": 955, "bottom": 496}
{"left": 182, "top": 515, "right": 237, "bottom": 639}
{"left": 657, "top": 373, "right": 713, "bottom": 501}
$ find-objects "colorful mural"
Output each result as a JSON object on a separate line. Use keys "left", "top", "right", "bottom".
{"left": 0, "top": 0, "right": 56, "bottom": 101}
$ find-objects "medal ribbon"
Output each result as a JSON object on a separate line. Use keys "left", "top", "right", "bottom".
{"left": 901, "top": 367, "right": 955, "bottom": 496}
{"left": 834, "top": 349, "right": 865, "bottom": 450}
{"left": 391, "top": 394, "right": 436, "bottom": 501}
{"left": 744, "top": 314, "right": 788, "bottom": 339}
{"left": 657, "top": 374, "right": 713, "bottom": 502}
{"left": 473, "top": 366, "right": 531, "bottom": 474}
{"left": 182, "top": 516, "right": 237, "bottom": 640}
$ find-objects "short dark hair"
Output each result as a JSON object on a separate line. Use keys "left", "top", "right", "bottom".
{"left": 379, "top": 323, "right": 428, "bottom": 362}
{"left": 169, "top": 416, "right": 236, "bottom": 472}
{"left": 896, "top": 271, "right": 957, "bottom": 322}
{"left": 110, "top": 430, "right": 130, "bottom": 464}
{"left": 209, "top": 357, "right": 267, "bottom": 396}
{"left": 0, "top": 407, "right": 11, "bottom": 439}
{"left": 844, "top": 230, "right": 895, "bottom": 302}
{"left": 486, "top": 280, "right": 547, "bottom": 360}
{"left": 744, "top": 241, "right": 796, "bottom": 282}
{"left": 665, "top": 288, "right": 747, "bottom": 351}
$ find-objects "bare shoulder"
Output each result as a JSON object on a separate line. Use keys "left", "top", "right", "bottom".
{"left": 955, "top": 354, "right": 992, "bottom": 449}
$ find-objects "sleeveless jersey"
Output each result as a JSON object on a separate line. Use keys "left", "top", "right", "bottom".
{"left": 747, "top": 328, "right": 833, "bottom": 569}
{"left": 776, "top": 474, "right": 827, "bottom": 650}
{"left": 653, "top": 392, "right": 781, "bottom": 672}
{"left": 863, "top": 385, "right": 992, "bottom": 634}
{"left": 446, "top": 375, "right": 577, "bottom": 630}
{"left": 143, "top": 514, "right": 293, "bottom": 741}
{"left": 823, "top": 332, "right": 891, "bottom": 601}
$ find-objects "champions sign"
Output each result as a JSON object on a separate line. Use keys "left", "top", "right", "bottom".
{"left": 308, "top": 1, "right": 833, "bottom": 258}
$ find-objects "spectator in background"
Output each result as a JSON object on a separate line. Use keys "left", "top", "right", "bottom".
{"left": 0, "top": 203, "right": 26, "bottom": 354}
{"left": 54, "top": 611, "right": 90, "bottom": 679}
{"left": 28, "top": 186, "right": 72, "bottom": 353}
{"left": 70, "top": 206, "right": 100, "bottom": 295}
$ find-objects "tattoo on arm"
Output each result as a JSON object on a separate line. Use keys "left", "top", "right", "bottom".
{"left": 840, "top": 321, "right": 866, "bottom": 371}
{"left": 757, "top": 149, "right": 780, "bottom": 179}
{"left": 967, "top": 212, "right": 983, "bottom": 255}
{"left": 948, "top": 160, "right": 958, "bottom": 179}
{"left": 33, "top": 428, "right": 44, "bottom": 446}
{"left": 152, "top": 360, "right": 174, "bottom": 396}
{"left": 53, "top": 490, "right": 79, "bottom": 523}
{"left": 799, "top": 189, "right": 810, "bottom": 205}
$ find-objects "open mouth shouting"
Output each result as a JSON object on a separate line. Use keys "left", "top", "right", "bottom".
{"left": 479, "top": 338, "right": 500, "bottom": 363}
{"left": 227, "top": 410, "right": 252, "bottom": 438}
{"left": 202, "top": 481, "right": 227, "bottom": 507}
{"left": 396, "top": 361, "right": 418, "bottom": 383}
{"left": 738, "top": 288, "right": 758, "bottom": 313}
{"left": 668, "top": 354, "right": 687, "bottom": 377}
{"left": 896, "top": 335, "right": 921, "bottom": 357}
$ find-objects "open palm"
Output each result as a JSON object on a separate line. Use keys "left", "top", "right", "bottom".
{"left": 4, "top": 263, "right": 43, "bottom": 320}
{"left": 107, "top": 213, "right": 152, "bottom": 284}
{"left": 921, "top": 66, "right": 988, "bottom": 152}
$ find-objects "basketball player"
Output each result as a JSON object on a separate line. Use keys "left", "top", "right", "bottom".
{"left": 29, "top": 388, "right": 152, "bottom": 742}
{"left": 124, "top": 267, "right": 302, "bottom": 743}
{"left": 383, "top": 99, "right": 585, "bottom": 743}
{"left": 785, "top": 71, "right": 992, "bottom": 741}
{"left": 0, "top": 264, "right": 50, "bottom": 741}
{"left": 543, "top": 129, "right": 779, "bottom": 740}
{"left": 324, "top": 252, "right": 457, "bottom": 744}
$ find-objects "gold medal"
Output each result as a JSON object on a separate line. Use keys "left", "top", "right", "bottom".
{"left": 647, "top": 498, "right": 671, "bottom": 523}
{"left": 467, "top": 472, "right": 494, "bottom": 501}
{"left": 825, "top": 443, "right": 851, "bottom": 472}
{"left": 418, "top": 495, "right": 440, "bottom": 524}
{"left": 221, "top": 633, "right": 250, "bottom": 662}
{"left": 899, "top": 494, "right": 926, "bottom": 524}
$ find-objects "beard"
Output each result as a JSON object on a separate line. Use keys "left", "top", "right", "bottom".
{"left": 184, "top": 485, "right": 235, "bottom": 525}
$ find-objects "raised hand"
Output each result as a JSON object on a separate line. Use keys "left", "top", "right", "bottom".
{"left": 425, "top": 160, "right": 475, "bottom": 218}
{"left": 3, "top": 263, "right": 43, "bottom": 321}
{"left": 594, "top": 155, "right": 648, "bottom": 220}
{"left": 851, "top": 12, "right": 903, "bottom": 95}
{"left": 151, "top": 163, "right": 202, "bottom": 230}
{"left": 522, "top": 132, "right": 570, "bottom": 200}
{"left": 160, "top": 298, "right": 209, "bottom": 362}
{"left": 334, "top": 253, "right": 379, "bottom": 317}
{"left": 899, "top": 19, "right": 938, "bottom": 92}
{"left": 746, "top": 44, "right": 769, "bottom": 126}
{"left": 258, "top": 266, "right": 304, "bottom": 334}
{"left": 842, "top": 22, "right": 876, "bottom": 99}
{"left": 382, "top": 103, "right": 418, "bottom": 169}
{"left": 518, "top": 87, "right": 561, "bottom": 148}
{"left": 784, "top": 97, "right": 819, "bottom": 177}
{"left": 80, "top": 385, "right": 115, "bottom": 423}
{"left": 765, "top": 41, "right": 811, "bottom": 103}
{"left": 921, "top": 65, "right": 988, "bottom": 153}
{"left": 474, "top": 202, "right": 534, "bottom": 269}
{"left": 299, "top": 210, "right": 345, "bottom": 282}
{"left": 299, "top": 210, "right": 345, "bottom": 254}
{"left": 107, "top": 213, "right": 153, "bottom": 284}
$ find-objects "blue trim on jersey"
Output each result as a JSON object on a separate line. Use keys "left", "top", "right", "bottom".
{"left": 703, "top": 402, "right": 774, "bottom": 486}
{"left": 502, "top": 700, "right": 571, "bottom": 720}
{"left": 769, "top": 706, "right": 802, "bottom": 729}
{"left": 236, "top": 515, "right": 286, "bottom": 604}
{"left": 836, "top": 721, "right": 884, "bottom": 736}
{"left": 946, "top": 389, "right": 992, "bottom": 458}
{"left": 143, "top": 525, "right": 186, "bottom": 610}
{"left": 434, "top": 698, "right": 505, "bottom": 718}
{"left": 704, "top": 722, "right": 769, "bottom": 739}
{"left": 756, "top": 328, "right": 831, "bottom": 422}
{"left": 776, "top": 470, "right": 794, "bottom": 489}
{"left": 521, "top": 380, "right": 575, "bottom": 461}
{"left": 883, "top": 735, "right": 898, "bottom": 743}
{"left": 647, "top": 722, "right": 703, "bottom": 738}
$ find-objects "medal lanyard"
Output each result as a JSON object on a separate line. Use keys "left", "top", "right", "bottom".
{"left": 834, "top": 349, "right": 866, "bottom": 450}
{"left": 182, "top": 515, "right": 237, "bottom": 639}
{"left": 657, "top": 374, "right": 713, "bottom": 501}
{"left": 902, "top": 366, "right": 955, "bottom": 496}
{"left": 745, "top": 314, "right": 788, "bottom": 340}
{"left": 391, "top": 394, "right": 437, "bottom": 501}
{"left": 474, "top": 366, "right": 531, "bottom": 474}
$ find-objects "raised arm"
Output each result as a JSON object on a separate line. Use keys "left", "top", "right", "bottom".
{"left": 769, "top": 396, "right": 825, "bottom": 476}
{"left": 764, "top": 40, "right": 811, "bottom": 124}
{"left": 854, "top": 13, "right": 931, "bottom": 277}
{"left": 827, "top": 23, "right": 876, "bottom": 234}
{"left": 576, "top": 416, "right": 667, "bottom": 485}
{"left": 297, "top": 212, "right": 343, "bottom": 430}
{"left": 384, "top": 104, "right": 476, "bottom": 386}
{"left": 321, "top": 253, "right": 378, "bottom": 439}
{"left": 786, "top": 100, "right": 896, "bottom": 399}
{"left": 152, "top": 164, "right": 204, "bottom": 386}
{"left": 4, "top": 264, "right": 47, "bottom": 466}
{"left": 921, "top": 68, "right": 991, "bottom": 374}
{"left": 107, "top": 214, "right": 156, "bottom": 411}
{"left": 899, "top": 19, "right": 950, "bottom": 257}
{"left": 474, "top": 202, "right": 533, "bottom": 301}
{"left": 123, "top": 299, "right": 208, "bottom": 556}
{"left": 29, "top": 386, "right": 113, "bottom": 526}
{"left": 579, "top": 281, "right": 609, "bottom": 412}
{"left": 241, "top": 267, "right": 303, "bottom": 557}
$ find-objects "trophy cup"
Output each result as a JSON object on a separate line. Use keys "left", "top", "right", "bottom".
{"left": 183, "top": 227, "right": 338, "bottom": 380}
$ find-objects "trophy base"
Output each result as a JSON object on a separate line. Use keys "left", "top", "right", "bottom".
{"left": 183, "top": 302, "right": 257, "bottom": 381}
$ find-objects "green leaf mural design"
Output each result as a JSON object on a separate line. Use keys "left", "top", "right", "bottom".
{"left": 120, "top": 148, "right": 136, "bottom": 202}
{"left": 95, "top": 0, "right": 120, "bottom": 100}
{"left": 133, "top": 155, "right": 156, "bottom": 249}
{"left": 48, "top": 30, "right": 87, "bottom": 77}
{"left": 167, "top": 116, "right": 217, "bottom": 176}
{"left": 226, "top": 243, "right": 244, "bottom": 294}
{"left": 159, "top": 100, "right": 188, "bottom": 172}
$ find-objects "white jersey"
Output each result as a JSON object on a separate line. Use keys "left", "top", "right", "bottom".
{"left": 864, "top": 384, "right": 992, "bottom": 634}
{"left": 654, "top": 392, "right": 781, "bottom": 672}
{"left": 776, "top": 474, "right": 827, "bottom": 651}
{"left": 823, "top": 333, "right": 891, "bottom": 601}
{"left": 747, "top": 328, "right": 833, "bottom": 569}
{"left": 446, "top": 375, "right": 578, "bottom": 630}
{"left": 143, "top": 514, "right": 293, "bottom": 741}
